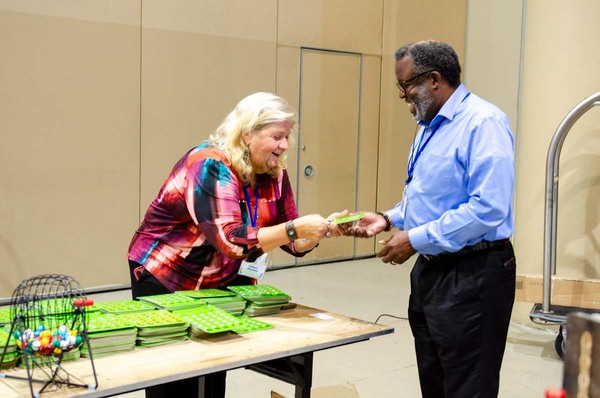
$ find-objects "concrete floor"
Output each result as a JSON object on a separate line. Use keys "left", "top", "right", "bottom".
{"left": 98, "top": 257, "right": 564, "bottom": 398}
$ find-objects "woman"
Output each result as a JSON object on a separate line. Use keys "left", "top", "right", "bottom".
{"left": 127, "top": 92, "right": 341, "bottom": 398}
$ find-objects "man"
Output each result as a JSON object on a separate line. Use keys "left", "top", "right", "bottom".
{"left": 350, "top": 40, "right": 516, "bottom": 397}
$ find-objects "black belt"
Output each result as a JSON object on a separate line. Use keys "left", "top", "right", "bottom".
{"left": 422, "top": 239, "right": 510, "bottom": 262}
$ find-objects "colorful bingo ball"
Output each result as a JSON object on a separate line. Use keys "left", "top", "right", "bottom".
{"left": 31, "top": 340, "right": 41, "bottom": 351}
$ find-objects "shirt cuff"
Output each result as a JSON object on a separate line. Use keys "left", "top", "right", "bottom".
{"left": 385, "top": 207, "right": 404, "bottom": 230}
{"left": 407, "top": 224, "right": 429, "bottom": 252}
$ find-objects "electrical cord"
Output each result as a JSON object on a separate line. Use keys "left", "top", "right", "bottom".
{"left": 374, "top": 313, "right": 408, "bottom": 324}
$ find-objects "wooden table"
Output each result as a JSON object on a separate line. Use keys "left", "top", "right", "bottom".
{"left": 0, "top": 305, "right": 393, "bottom": 398}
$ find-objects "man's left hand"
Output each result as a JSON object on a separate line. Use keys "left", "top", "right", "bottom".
{"left": 377, "top": 230, "right": 416, "bottom": 265}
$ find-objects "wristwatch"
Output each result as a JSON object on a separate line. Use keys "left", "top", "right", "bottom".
{"left": 285, "top": 220, "right": 298, "bottom": 242}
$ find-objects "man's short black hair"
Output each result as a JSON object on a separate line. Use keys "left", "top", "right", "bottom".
{"left": 395, "top": 41, "right": 462, "bottom": 87}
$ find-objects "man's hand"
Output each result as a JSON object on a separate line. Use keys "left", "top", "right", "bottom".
{"left": 377, "top": 230, "right": 416, "bottom": 265}
{"left": 345, "top": 212, "right": 387, "bottom": 238}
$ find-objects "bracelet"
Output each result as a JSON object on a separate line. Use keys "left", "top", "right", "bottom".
{"left": 376, "top": 211, "right": 392, "bottom": 232}
{"left": 285, "top": 220, "right": 298, "bottom": 242}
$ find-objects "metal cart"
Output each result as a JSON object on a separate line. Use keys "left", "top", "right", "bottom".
{"left": 529, "top": 91, "right": 600, "bottom": 358}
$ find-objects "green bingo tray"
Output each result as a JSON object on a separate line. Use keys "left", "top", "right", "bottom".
{"left": 231, "top": 316, "right": 273, "bottom": 334}
{"left": 96, "top": 299, "right": 156, "bottom": 315}
{"left": 227, "top": 285, "right": 292, "bottom": 305}
{"left": 172, "top": 306, "right": 243, "bottom": 338}
{"left": 0, "top": 329, "right": 18, "bottom": 369}
{"left": 81, "top": 341, "right": 136, "bottom": 358}
{"left": 135, "top": 331, "right": 189, "bottom": 347}
{"left": 243, "top": 302, "right": 287, "bottom": 317}
{"left": 176, "top": 289, "right": 238, "bottom": 299}
{"left": 0, "top": 308, "right": 12, "bottom": 326}
{"left": 87, "top": 312, "right": 137, "bottom": 333}
{"left": 82, "top": 313, "right": 138, "bottom": 358}
{"left": 204, "top": 296, "right": 247, "bottom": 316}
{"left": 138, "top": 293, "right": 205, "bottom": 311}
{"left": 176, "top": 289, "right": 247, "bottom": 315}
{"left": 120, "top": 310, "right": 190, "bottom": 347}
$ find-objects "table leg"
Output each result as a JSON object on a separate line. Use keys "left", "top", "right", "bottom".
{"left": 247, "top": 352, "right": 314, "bottom": 398}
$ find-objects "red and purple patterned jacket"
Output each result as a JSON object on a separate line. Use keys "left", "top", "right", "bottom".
{"left": 127, "top": 142, "right": 303, "bottom": 291}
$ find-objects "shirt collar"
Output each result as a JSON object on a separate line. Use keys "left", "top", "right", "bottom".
{"left": 418, "top": 84, "right": 470, "bottom": 129}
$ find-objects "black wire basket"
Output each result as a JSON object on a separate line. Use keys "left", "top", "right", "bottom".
{"left": 0, "top": 274, "right": 98, "bottom": 396}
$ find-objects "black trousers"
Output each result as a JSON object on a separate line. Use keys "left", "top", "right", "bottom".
{"left": 408, "top": 243, "right": 516, "bottom": 398}
{"left": 128, "top": 261, "right": 226, "bottom": 398}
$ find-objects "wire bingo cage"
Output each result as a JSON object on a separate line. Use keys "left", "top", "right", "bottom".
{"left": 0, "top": 274, "right": 98, "bottom": 397}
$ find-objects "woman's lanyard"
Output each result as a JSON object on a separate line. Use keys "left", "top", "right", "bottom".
{"left": 243, "top": 184, "right": 260, "bottom": 228}
{"left": 405, "top": 122, "right": 442, "bottom": 185}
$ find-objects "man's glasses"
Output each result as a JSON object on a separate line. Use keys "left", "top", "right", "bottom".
{"left": 395, "top": 70, "right": 434, "bottom": 93}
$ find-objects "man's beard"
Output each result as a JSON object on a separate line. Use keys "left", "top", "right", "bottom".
{"left": 412, "top": 85, "right": 434, "bottom": 122}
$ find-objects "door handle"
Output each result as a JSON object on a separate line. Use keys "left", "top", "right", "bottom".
{"left": 304, "top": 164, "right": 314, "bottom": 178}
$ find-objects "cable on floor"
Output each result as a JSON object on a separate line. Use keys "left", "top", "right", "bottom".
{"left": 375, "top": 313, "right": 408, "bottom": 324}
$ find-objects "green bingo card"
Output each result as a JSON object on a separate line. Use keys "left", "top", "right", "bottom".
{"left": 138, "top": 293, "right": 205, "bottom": 311}
{"left": 176, "top": 289, "right": 238, "bottom": 299}
{"left": 87, "top": 313, "right": 137, "bottom": 333}
{"left": 227, "top": 285, "right": 291, "bottom": 303}
{"left": 96, "top": 300, "right": 156, "bottom": 315}
{"left": 173, "top": 305, "right": 242, "bottom": 334}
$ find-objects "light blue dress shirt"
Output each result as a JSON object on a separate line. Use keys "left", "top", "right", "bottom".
{"left": 387, "top": 84, "right": 515, "bottom": 255}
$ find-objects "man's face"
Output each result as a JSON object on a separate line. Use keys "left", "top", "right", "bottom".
{"left": 395, "top": 57, "right": 434, "bottom": 122}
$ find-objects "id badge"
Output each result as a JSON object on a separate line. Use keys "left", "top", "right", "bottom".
{"left": 239, "top": 253, "right": 269, "bottom": 280}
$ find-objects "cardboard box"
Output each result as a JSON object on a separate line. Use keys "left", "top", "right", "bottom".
{"left": 516, "top": 274, "right": 600, "bottom": 310}
{"left": 271, "top": 383, "right": 360, "bottom": 398}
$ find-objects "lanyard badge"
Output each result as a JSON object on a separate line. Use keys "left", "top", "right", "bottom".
{"left": 239, "top": 253, "right": 269, "bottom": 280}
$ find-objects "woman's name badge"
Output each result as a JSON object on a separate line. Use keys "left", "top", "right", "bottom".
{"left": 239, "top": 253, "right": 269, "bottom": 280}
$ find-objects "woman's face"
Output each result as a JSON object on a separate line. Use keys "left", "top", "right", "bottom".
{"left": 244, "top": 121, "right": 292, "bottom": 174}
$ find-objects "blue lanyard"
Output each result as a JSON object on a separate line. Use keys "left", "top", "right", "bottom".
{"left": 406, "top": 123, "right": 441, "bottom": 184}
{"left": 243, "top": 184, "right": 259, "bottom": 228}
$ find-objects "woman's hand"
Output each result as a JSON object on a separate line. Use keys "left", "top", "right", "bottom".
{"left": 293, "top": 214, "right": 336, "bottom": 241}
{"left": 325, "top": 210, "right": 353, "bottom": 237}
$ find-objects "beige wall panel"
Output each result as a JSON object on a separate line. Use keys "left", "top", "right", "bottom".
{"left": 295, "top": 50, "right": 361, "bottom": 264}
{"left": 515, "top": 0, "right": 600, "bottom": 280}
{"left": 378, "top": 0, "right": 468, "bottom": 217}
{"left": 0, "top": 3, "right": 141, "bottom": 297}
{"left": 465, "top": 0, "right": 523, "bottom": 132}
{"left": 271, "top": 46, "right": 301, "bottom": 267}
{"left": 274, "top": 50, "right": 382, "bottom": 262}
{"left": 355, "top": 55, "right": 382, "bottom": 256}
{"left": 278, "top": 0, "right": 384, "bottom": 54}
{"left": 140, "top": 1, "right": 277, "bottom": 210}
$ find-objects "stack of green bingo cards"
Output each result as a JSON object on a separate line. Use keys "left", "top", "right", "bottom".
{"left": 172, "top": 305, "right": 241, "bottom": 339}
{"left": 120, "top": 310, "right": 190, "bottom": 347}
{"left": 228, "top": 285, "right": 292, "bottom": 317}
{"left": 138, "top": 293, "right": 205, "bottom": 311}
{"left": 0, "top": 328, "right": 18, "bottom": 369}
{"left": 96, "top": 299, "right": 156, "bottom": 315}
{"left": 0, "top": 307, "right": 12, "bottom": 329}
{"left": 172, "top": 305, "right": 273, "bottom": 339}
{"left": 82, "top": 312, "right": 137, "bottom": 358}
{"left": 177, "top": 289, "right": 247, "bottom": 316}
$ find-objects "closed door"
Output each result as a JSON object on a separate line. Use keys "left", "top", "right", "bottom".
{"left": 296, "top": 48, "right": 362, "bottom": 265}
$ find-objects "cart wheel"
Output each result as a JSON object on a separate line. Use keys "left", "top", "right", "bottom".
{"left": 555, "top": 325, "right": 566, "bottom": 360}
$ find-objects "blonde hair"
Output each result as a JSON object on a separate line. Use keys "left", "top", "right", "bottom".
{"left": 208, "top": 92, "right": 297, "bottom": 182}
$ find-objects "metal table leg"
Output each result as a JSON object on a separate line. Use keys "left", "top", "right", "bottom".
{"left": 247, "top": 352, "right": 314, "bottom": 398}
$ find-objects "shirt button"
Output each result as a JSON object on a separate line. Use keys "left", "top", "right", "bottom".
{"left": 230, "top": 238, "right": 234, "bottom": 242}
